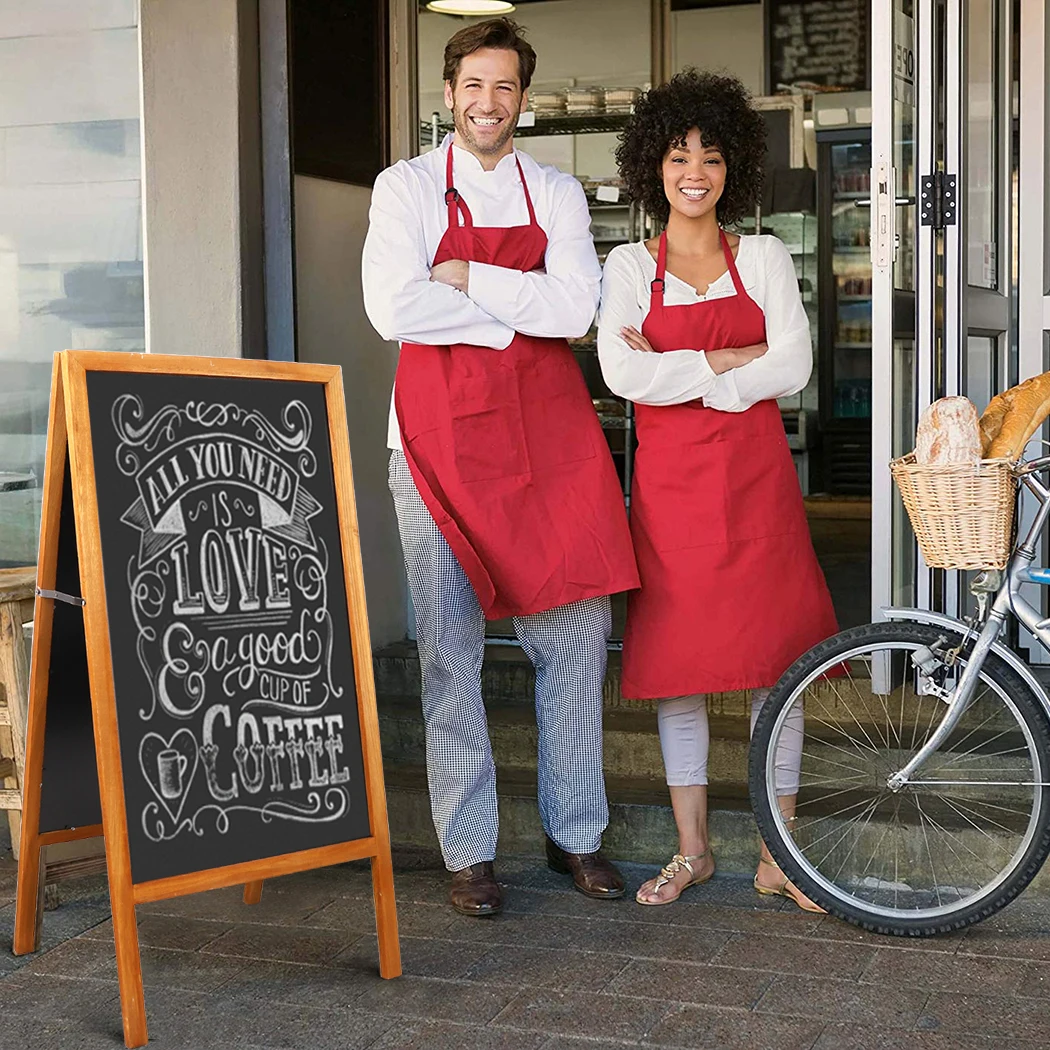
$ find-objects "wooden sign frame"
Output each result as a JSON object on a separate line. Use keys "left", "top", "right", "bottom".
{"left": 14, "top": 351, "right": 400, "bottom": 1047}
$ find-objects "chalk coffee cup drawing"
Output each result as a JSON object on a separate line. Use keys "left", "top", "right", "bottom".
{"left": 157, "top": 749, "right": 189, "bottom": 800}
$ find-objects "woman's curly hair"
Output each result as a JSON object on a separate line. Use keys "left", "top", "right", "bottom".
{"left": 615, "top": 70, "right": 766, "bottom": 226}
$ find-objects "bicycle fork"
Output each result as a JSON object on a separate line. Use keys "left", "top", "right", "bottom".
{"left": 886, "top": 608, "right": 1007, "bottom": 792}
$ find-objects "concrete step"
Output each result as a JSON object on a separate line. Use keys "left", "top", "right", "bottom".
{"left": 378, "top": 692, "right": 754, "bottom": 790}
{"left": 382, "top": 761, "right": 762, "bottom": 874}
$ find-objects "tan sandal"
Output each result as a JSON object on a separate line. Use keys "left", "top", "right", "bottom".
{"left": 754, "top": 857, "right": 825, "bottom": 913}
{"left": 635, "top": 850, "right": 713, "bottom": 906}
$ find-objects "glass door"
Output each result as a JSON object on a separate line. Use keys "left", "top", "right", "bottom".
{"left": 871, "top": 0, "right": 1015, "bottom": 622}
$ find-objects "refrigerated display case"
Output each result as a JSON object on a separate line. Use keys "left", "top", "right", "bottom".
{"left": 817, "top": 126, "right": 873, "bottom": 494}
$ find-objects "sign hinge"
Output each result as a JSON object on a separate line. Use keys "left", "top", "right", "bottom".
{"left": 919, "top": 172, "right": 958, "bottom": 228}
{"left": 36, "top": 587, "right": 86, "bottom": 608}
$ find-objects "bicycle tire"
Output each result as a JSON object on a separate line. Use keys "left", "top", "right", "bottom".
{"left": 749, "top": 620, "right": 1050, "bottom": 936}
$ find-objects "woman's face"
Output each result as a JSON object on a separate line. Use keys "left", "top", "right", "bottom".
{"left": 661, "top": 127, "right": 726, "bottom": 221}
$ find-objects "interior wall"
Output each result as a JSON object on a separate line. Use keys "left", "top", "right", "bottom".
{"left": 292, "top": 175, "right": 406, "bottom": 647}
{"left": 672, "top": 5, "right": 764, "bottom": 95}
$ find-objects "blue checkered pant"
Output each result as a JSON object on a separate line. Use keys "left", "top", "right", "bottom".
{"left": 388, "top": 450, "right": 612, "bottom": 871}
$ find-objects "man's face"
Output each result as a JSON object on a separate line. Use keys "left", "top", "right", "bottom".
{"left": 444, "top": 47, "right": 527, "bottom": 157}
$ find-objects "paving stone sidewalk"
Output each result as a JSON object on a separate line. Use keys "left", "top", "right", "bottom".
{"left": 4, "top": 841, "right": 1050, "bottom": 1050}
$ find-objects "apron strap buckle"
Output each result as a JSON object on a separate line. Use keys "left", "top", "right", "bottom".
{"left": 650, "top": 278, "right": 665, "bottom": 294}
{"left": 444, "top": 187, "right": 460, "bottom": 205}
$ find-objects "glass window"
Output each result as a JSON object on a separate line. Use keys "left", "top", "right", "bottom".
{"left": 0, "top": 1, "right": 144, "bottom": 567}
{"left": 967, "top": 0, "right": 999, "bottom": 290}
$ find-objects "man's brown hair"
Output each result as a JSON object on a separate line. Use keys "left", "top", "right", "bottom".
{"left": 442, "top": 17, "right": 537, "bottom": 90}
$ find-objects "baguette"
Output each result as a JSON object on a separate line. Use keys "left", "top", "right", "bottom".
{"left": 915, "top": 396, "right": 981, "bottom": 466}
{"left": 979, "top": 371, "right": 1050, "bottom": 459}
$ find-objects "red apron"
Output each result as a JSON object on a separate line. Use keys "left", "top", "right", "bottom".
{"left": 621, "top": 230, "right": 838, "bottom": 699}
{"left": 394, "top": 145, "right": 639, "bottom": 620}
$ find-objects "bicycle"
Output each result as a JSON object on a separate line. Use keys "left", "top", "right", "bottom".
{"left": 748, "top": 452, "right": 1050, "bottom": 936}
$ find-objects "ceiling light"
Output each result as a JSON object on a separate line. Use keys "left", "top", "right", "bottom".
{"left": 425, "top": 1, "right": 516, "bottom": 15}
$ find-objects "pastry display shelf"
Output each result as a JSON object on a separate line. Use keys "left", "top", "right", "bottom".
{"left": 421, "top": 111, "right": 632, "bottom": 147}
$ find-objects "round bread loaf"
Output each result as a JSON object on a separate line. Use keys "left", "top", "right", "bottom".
{"left": 915, "top": 396, "right": 981, "bottom": 466}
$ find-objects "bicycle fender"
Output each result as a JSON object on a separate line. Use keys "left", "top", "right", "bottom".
{"left": 881, "top": 606, "right": 1050, "bottom": 718}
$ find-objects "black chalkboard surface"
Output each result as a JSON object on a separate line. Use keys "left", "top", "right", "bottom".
{"left": 14, "top": 353, "right": 400, "bottom": 1049}
{"left": 766, "top": 0, "right": 869, "bottom": 93}
{"left": 85, "top": 371, "right": 370, "bottom": 883}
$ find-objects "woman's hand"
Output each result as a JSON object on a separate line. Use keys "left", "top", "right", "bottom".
{"left": 621, "top": 325, "right": 656, "bottom": 353}
{"left": 706, "top": 343, "right": 768, "bottom": 375}
{"left": 430, "top": 259, "right": 470, "bottom": 293}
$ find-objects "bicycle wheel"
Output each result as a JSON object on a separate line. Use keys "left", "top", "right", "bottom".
{"left": 749, "top": 620, "right": 1050, "bottom": 936}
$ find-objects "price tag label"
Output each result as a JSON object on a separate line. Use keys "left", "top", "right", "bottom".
{"left": 596, "top": 185, "right": 620, "bottom": 203}
{"left": 518, "top": 110, "right": 537, "bottom": 128}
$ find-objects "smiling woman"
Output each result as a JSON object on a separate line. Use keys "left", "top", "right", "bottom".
{"left": 597, "top": 70, "right": 838, "bottom": 914}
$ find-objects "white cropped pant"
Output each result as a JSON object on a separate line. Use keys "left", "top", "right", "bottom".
{"left": 657, "top": 690, "right": 803, "bottom": 796}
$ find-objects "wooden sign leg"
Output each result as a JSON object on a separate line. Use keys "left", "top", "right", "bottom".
{"left": 110, "top": 875, "right": 147, "bottom": 1048}
{"left": 12, "top": 829, "right": 43, "bottom": 955}
{"left": 14, "top": 359, "right": 65, "bottom": 957}
{"left": 371, "top": 844, "right": 401, "bottom": 979}
{"left": 242, "top": 880, "right": 263, "bottom": 905}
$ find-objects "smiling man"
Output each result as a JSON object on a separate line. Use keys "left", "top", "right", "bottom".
{"left": 362, "top": 18, "right": 638, "bottom": 917}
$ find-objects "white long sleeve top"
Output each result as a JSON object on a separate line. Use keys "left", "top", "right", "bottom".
{"left": 596, "top": 235, "right": 812, "bottom": 411}
{"left": 362, "top": 135, "right": 602, "bottom": 449}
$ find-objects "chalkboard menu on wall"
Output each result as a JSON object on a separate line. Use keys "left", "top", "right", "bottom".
{"left": 766, "top": 0, "right": 869, "bottom": 93}
{"left": 85, "top": 371, "right": 370, "bottom": 883}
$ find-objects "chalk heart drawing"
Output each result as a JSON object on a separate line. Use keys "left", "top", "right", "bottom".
{"left": 140, "top": 729, "right": 199, "bottom": 825}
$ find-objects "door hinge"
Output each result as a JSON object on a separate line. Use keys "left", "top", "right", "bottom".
{"left": 919, "top": 172, "right": 957, "bottom": 228}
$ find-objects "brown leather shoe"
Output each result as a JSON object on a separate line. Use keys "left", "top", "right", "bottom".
{"left": 449, "top": 862, "right": 503, "bottom": 917}
{"left": 545, "top": 836, "right": 625, "bottom": 899}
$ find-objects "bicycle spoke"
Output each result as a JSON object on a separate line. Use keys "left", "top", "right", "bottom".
{"left": 931, "top": 792, "right": 1019, "bottom": 856}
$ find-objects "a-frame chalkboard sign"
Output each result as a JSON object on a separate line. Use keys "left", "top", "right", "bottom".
{"left": 14, "top": 351, "right": 401, "bottom": 1047}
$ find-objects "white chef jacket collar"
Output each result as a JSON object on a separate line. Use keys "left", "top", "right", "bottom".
{"left": 443, "top": 133, "right": 520, "bottom": 175}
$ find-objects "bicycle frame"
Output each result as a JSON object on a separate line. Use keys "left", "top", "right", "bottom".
{"left": 884, "top": 455, "right": 1050, "bottom": 790}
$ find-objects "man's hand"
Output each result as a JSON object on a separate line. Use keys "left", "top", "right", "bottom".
{"left": 706, "top": 343, "right": 768, "bottom": 375}
{"left": 430, "top": 259, "right": 470, "bottom": 293}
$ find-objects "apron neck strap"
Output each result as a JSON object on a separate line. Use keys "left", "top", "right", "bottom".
{"left": 720, "top": 229, "right": 745, "bottom": 295}
{"left": 445, "top": 144, "right": 474, "bottom": 227}
{"left": 515, "top": 156, "right": 537, "bottom": 226}
{"left": 651, "top": 228, "right": 743, "bottom": 306}
{"left": 650, "top": 230, "right": 668, "bottom": 304}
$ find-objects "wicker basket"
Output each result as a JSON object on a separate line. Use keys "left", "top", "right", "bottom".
{"left": 889, "top": 453, "right": 1017, "bottom": 569}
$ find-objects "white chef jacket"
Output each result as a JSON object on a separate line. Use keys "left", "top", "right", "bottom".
{"left": 596, "top": 235, "right": 812, "bottom": 411}
{"left": 362, "top": 135, "right": 602, "bottom": 450}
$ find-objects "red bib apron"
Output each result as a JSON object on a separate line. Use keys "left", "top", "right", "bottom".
{"left": 395, "top": 145, "right": 639, "bottom": 620}
{"left": 621, "top": 230, "right": 838, "bottom": 699}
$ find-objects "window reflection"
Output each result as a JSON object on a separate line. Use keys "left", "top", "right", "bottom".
{"left": 0, "top": 3, "right": 144, "bottom": 566}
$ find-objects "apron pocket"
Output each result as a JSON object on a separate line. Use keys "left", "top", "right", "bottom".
{"left": 727, "top": 430, "right": 807, "bottom": 541}
{"left": 449, "top": 371, "right": 528, "bottom": 483}
{"left": 633, "top": 444, "right": 730, "bottom": 551}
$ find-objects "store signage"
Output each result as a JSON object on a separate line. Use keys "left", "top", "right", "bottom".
{"left": 766, "top": 0, "right": 869, "bottom": 94}
{"left": 894, "top": 14, "right": 915, "bottom": 106}
{"left": 13, "top": 352, "right": 400, "bottom": 1048}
